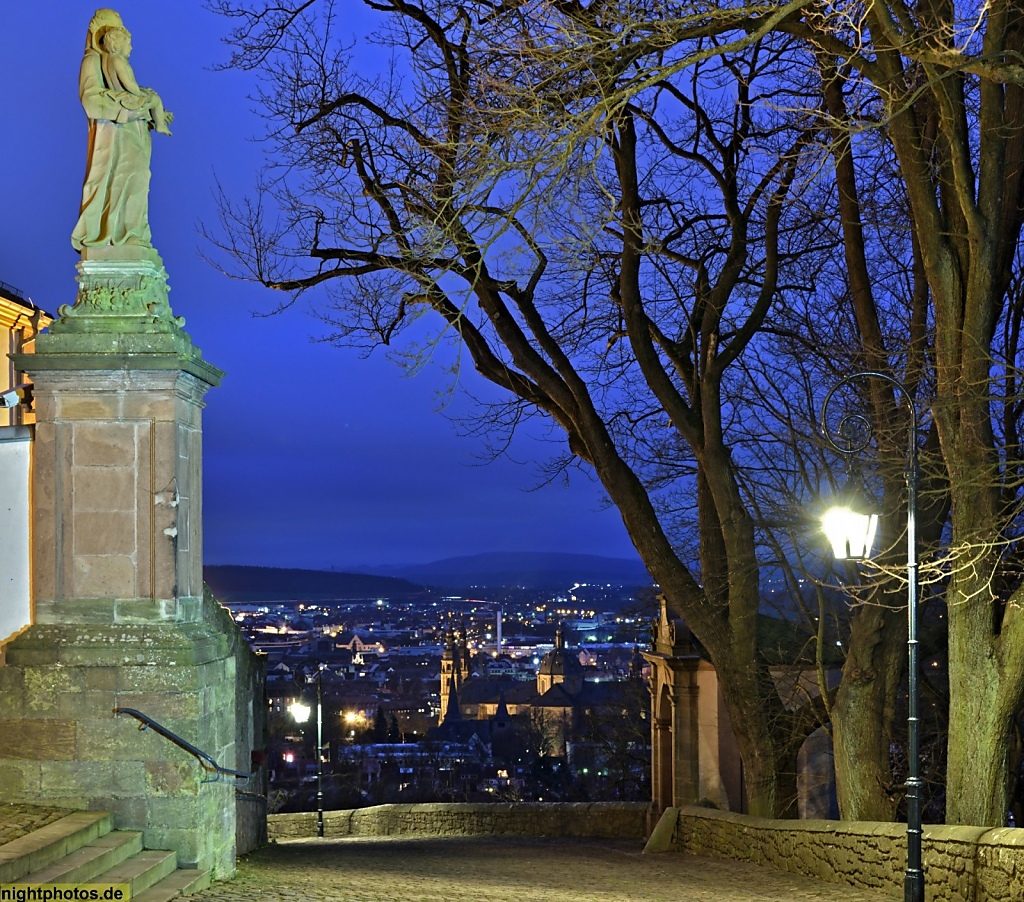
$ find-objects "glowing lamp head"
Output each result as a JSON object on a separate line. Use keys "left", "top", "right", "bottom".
{"left": 289, "top": 702, "right": 312, "bottom": 724}
{"left": 822, "top": 488, "right": 879, "bottom": 561}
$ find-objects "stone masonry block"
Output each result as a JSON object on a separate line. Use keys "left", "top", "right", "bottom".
{"left": 73, "top": 466, "right": 136, "bottom": 512}
{"left": 169, "top": 596, "right": 201, "bottom": 622}
{"left": 117, "top": 665, "right": 204, "bottom": 693}
{"left": 0, "top": 719, "right": 77, "bottom": 759}
{"left": 73, "top": 555, "right": 136, "bottom": 599}
{"left": 31, "top": 446, "right": 58, "bottom": 601}
{"left": 0, "top": 760, "right": 41, "bottom": 798}
{"left": 57, "top": 645, "right": 149, "bottom": 668}
{"left": 24, "top": 666, "right": 87, "bottom": 714}
{"left": 85, "top": 667, "right": 119, "bottom": 691}
{"left": 146, "top": 761, "right": 201, "bottom": 797}
{"left": 116, "top": 691, "right": 203, "bottom": 723}
{"left": 122, "top": 394, "right": 176, "bottom": 420}
{"left": 201, "top": 711, "right": 234, "bottom": 753}
{"left": 56, "top": 395, "right": 120, "bottom": 419}
{"left": 2, "top": 645, "right": 61, "bottom": 667}
{"left": 73, "top": 422, "right": 136, "bottom": 468}
{"left": 78, "top": 717, "right": 167, "bottom": 762}
{"left": 140, "top": 826, "right": 216, "bottom": 871}
{"left": 185, "top": 635, "right": 234, "bottom": 665}
{"left": 35, "top": 599, "right": 199, "bottom": 628}
{"left": 152, "top": 422, "right": 178, "bottom": 477}
{"left": 36, "top": 759, "right": 147, "bottom": 805}
{"left": 74, "top": 511, "right": 136, "bottom": 556}
{"left": 0, "top": 670, "right": 25, "bottom": 719}
{"left": 151, "top": 554, "right": 176, "bottom": 610}
{"left": 111, "top": 761, "right": 150, "bottom": 798}
{"left": 34, "top": 599, "right": 116, "bottom": 625}
{"left": 112, "top": 599, "right": 189, "bottom": 625}
{"left": 45, "top": 636, "right": 220, "bottom": 669}
{"left": 32, "top": 421, "right": 56, "bottom": 474}
{"left": 105, "top": 796, "right": 149, "bottom": 832}
{"left": 147, "top": 795, "right": 218, "bottom": 834}
{"left": 204, "top": 672, "right": 235, "bottom": 705}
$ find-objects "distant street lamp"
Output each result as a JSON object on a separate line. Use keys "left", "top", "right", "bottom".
{"left": 821, "top": 371, "right": 922, "bottom": 902}
{"left": 290, "top": 664, "right": 325, "bottom": 838}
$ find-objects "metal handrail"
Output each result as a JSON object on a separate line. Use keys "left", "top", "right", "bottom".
{"left": 0, "top": 279, "right": 28, "bottom": 304}
{"left": 114, "top": 707, "right": 253, "bottom": 786}
{"left": 235, "top": 789, "right": 268, "bottom": 804}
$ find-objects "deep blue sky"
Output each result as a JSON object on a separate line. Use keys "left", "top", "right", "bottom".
{"left": 1, "top": 1, "right": 640, "bottom": 569}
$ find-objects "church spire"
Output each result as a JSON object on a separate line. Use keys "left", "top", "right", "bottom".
{"left": 442, "top": 677, "right": 462, "bottom": 722}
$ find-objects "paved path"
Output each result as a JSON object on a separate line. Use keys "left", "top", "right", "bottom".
{"left": 0, "top": 803, "right": 72, "bottom": 847}
{"left": 191, "top": 836, "right": 898, "bottom": 902}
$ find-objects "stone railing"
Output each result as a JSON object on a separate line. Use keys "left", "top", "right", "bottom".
{"left": 269, "top": 802, "right": 650, "bottom": 841}
{"left": 669, "top": 806, "right": 1024, "bottom": 902}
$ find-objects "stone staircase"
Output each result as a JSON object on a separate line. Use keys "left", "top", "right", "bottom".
{"left": 0, "top": 811, "right": 210, "bottom": 901}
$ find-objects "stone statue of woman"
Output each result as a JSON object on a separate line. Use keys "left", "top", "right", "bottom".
{"left": 71, "top": 9, "right": 173, "bottom": 256}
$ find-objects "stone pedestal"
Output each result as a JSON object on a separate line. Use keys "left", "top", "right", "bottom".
{"left": 0, "top": 256, "right": 245, "bottom": 877}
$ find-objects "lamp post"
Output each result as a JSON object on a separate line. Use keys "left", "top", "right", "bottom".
{"left": 289, "top": 664, "right": 325, "bottom": 838}
{"left": 820, "top": 371, "right": 922, "bottom": 902}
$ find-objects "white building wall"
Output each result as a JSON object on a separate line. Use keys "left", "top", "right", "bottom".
{"left": 0, "top": 426, "right": 32, "bottom": 644}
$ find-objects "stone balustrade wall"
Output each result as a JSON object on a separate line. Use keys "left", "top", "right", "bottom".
{"left": 269, "top": 802, "right": 650, "bottom": 841}
{"left": 673, "top": 806, "right": 1024, "bottom": 902}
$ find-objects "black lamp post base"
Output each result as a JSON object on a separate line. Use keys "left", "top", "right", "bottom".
{"left": 905, "top": 869, "right": 924, "bottom": 902}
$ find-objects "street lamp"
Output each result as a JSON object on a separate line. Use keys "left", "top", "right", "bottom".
{"left": 820, "top": 370, "right": 922, "bottom": 902}
{"left": 290, "top": 664, "right": 325, "bottom": 838}
{"left": 821, "top": 483, "right": 879, "bottom": 562}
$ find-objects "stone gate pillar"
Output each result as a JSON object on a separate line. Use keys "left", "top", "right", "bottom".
{"left": 669, "top": 676, "right": 701, "bottom": 806}
{"left": 0, "top": 250, "right": 241, "bottom": 877}
{"left": 644, "top": 599, "right": 701, "bottom": 812}
{"left": 644, "top": 597, "right": 738, "bottom": 812}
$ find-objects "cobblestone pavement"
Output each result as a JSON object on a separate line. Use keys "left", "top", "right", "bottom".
{"left": 191, "top": 836, "right": 898, "bottom": 902}
{"left": 0, "top": 804, "right": 72, "bottom": 847}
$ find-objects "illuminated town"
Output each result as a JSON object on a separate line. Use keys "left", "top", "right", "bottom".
{"left": 214, "top": 567, "right": 654, "bottom": 811}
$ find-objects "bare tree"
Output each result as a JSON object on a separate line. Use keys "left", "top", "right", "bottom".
{"left": 800, "top": 0, "right": 1024, "bottom": 828}
{"left": 444, "top": 0, "right": 1024, "bottom": 828}
{"left": 209, "top": 0, "right": 833, "bottom": 816}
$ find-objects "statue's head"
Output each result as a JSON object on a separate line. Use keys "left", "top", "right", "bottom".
{"left": 87, "top": 8, "right": 123, "bottom": 52}
{"left": 90, "top": 8, "right": 121, "bottom": 29}
{"left": 101, "top": 25, "right": 131, "bottom": 56}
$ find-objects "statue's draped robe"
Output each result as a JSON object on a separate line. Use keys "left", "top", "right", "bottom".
{"left": 71, "top": 47, "right": 153, "bottom": 250}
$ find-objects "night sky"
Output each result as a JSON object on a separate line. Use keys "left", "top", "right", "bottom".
{"left": 1, "top": 1, "right": 641, "bottom": 570}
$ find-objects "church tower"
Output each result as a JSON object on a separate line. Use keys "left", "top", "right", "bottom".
{"left": 440, "top": 618, "right": 477, "bottom": 723}
{"left": 439, "top": 623, "right": 459, "bottom": 723}
{"left": 457, "top": 619, "right": 472, "bottom": 683}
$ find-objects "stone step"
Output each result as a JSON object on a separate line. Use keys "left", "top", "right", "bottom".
{"left": 1, "top": 809, "right": 212, "bottom": 901}
{"left": 0, "top": 811, "right": 113, "bottom": 883}
{"left": 132, "top": 866, "right": 212, "bottom": 902}
{"left": 87, "top": 848, "right": 178, "bottom": 897}
{"left": 21, "top": 831, "right": 144, "bottom": 885}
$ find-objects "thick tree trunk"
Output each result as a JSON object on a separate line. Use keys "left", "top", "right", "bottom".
{"left": 932, "top": 352, "right": 1012, "bottom": 826}
{"left": 945, "top": 614, "right": 1010, "bottom": 825}
{"left": 714, "top": 655, "right": 801, "bottom": 818}
{"left": 831, "top": 604, "right": 904, "bottom": 821}
{"left": 594, "top": 454, "right": 799, "bottom": 818}
{"left": 881, "top": 77, "right": 1023, "bottom": 825}
{"left": 934, "top": 276, "right": 1017, "bottom": 826}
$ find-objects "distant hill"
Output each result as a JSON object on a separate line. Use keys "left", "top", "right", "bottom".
{"left": 203, "top": 565, "right": 426, "bottom": 603}
{"left": 377, "top": 551, "right": 652, "bottom": 589}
